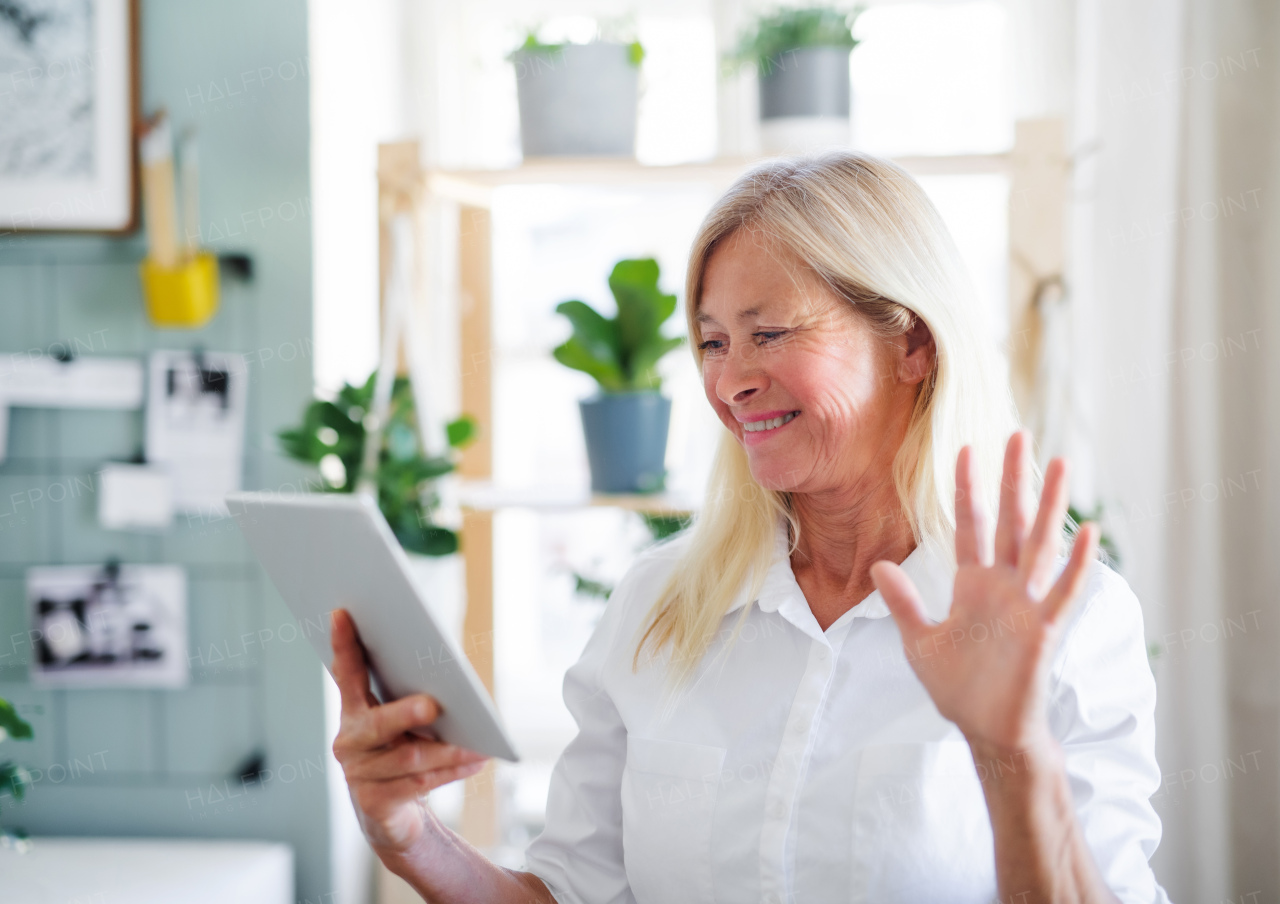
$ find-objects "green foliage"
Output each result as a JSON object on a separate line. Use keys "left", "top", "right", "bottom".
{"left": 641, "top": 512, "right": 691, "bottom": 541}
{"left": 0, "top": 700, "right": 32, "bottom": 742}
{"left": 728, "top": 5, "right": 864, "bottom": 75}
{"left": 278, "top": 373, "right": 477, "bottom": 556}
{"left": 572, "top": 574, "right": 615, "bottom": 599}
{"left": 1067, "top": 503, "right": 1121, "bottom": 569}
{"left": 0, "top": 696, "right": 33, "bottom": 820}
{"left": 553, "top": 258, "right": 685, "bottom": 393}
{"left": 508, "top": 31, "right": 645, "bottom": 68}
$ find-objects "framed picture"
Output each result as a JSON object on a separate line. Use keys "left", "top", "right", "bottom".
{"left": 0, "top": 0, "right": 138, "bottom": 232}
{"left": 27, "top": 563, "right": 188, "bottom": 688}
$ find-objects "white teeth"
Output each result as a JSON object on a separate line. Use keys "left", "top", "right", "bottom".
{"left": 742, "top": 411, "right": 797, "bottom": 433}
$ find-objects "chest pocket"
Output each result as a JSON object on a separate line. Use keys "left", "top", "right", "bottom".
{"left": 621, "top": 736, "right": 727, "bottom": 904}
{"left": 850, "top": 740, "right": 997, "bottom": 904}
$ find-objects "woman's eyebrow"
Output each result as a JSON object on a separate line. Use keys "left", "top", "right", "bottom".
{"left": 695, "top": 306, "right": 764, "bottom": 325}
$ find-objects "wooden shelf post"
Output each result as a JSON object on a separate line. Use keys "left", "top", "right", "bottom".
{"left": 457, "top": 203, "right": 499, "bottom": 848}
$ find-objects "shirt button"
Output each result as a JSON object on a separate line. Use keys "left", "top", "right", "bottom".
{"left": 769, "top": 802, "right": 785, "bottom": 819}
{"left": 766, "top": 895, "right": 780, "bottom": 904}
{"left": 791, "top": 721, "right": 805, "bottom": 735}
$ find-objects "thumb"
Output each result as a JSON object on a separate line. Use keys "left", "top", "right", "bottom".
{"left": 871, "top": 561, "right": 930, "bottom": 646}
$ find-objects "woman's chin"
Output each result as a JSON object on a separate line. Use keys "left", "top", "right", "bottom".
{"left": 748, "top": 458, "right": 807, "bottom": 494}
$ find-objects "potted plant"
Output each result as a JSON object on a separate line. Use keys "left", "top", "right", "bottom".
{"left": 0, "top": 696, "right": 34, "bottom": 847}
{"left": 509, "top": 26, "right": 645, "bottom": 157}
{"left": 277, "top": 372, "right": 476, "bottom": 556}
{"left": 729, "top": 5, "right": 864, "bottom": 153}
{"left": 553, "top": 258, "right": 684, "bottom": 494}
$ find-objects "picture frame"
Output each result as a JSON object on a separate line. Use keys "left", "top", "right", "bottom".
{"left": 0, "top": 0, "right": 138, "bottom": 233}
{"left": 27, "top": 563, "right": 188, "bottom": 689}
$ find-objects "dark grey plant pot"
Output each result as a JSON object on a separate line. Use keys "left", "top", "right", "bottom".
{"left": 759, "top": 45, "right": 851, "bottom": 120}
{"left": 514, "top": 43, "right": 639, "bottom": 157}
{"left": 579, "top": 392, "right": 671, "bottom": 494}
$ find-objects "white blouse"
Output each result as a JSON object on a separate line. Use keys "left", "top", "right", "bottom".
{"left": 523, "top": 518, "right": 1171, "bottom": 904}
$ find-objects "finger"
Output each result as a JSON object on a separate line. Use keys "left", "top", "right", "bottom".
{"left": 954, "top": 446, "right": 991, "bottom": 566}
{"left": 349, "top": 694, "right": 442, "bottom": 752}
{"left": 1043, "top": 522, "right": 1099, "bottom": 624}
{"left": 363, "top": 760, "right": 488, "bottom": 801}
{"left": 994, "top": 431, "right": 1032, "bottom": 567}
{"left": 330, "top": 609, "right": 377, "bottom": 714}
{"left": 1018, "top": 458, "right": 1070, "bottom": 596}
{"left": 346, "top": 739, "right": 488, "bottom": 782}
{"left": 871, "top": 561, "right": 930, "bottom": 647}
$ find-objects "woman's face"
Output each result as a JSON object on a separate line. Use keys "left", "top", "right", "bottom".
{"left": 697, "top": 228, "right": 932, "bottom": 496}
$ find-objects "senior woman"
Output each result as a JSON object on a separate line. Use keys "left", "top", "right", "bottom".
{"left": 329, "top": 152, "right": 1169, "bottom": 903}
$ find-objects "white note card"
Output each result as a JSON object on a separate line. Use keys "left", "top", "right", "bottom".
{"left": 98, "top": 463, "right": 174, "bottom": 530}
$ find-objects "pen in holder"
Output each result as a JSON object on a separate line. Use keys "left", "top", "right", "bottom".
{"left": 139, "top": 115, "right": 219, "bottom": 328}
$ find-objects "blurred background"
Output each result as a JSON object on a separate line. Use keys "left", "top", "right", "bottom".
{"left": 0, "top": 0, "right": 1276, "bottom": 902}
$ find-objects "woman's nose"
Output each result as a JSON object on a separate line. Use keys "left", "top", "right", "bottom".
{"left": 715, "top": 345, "right": 767, "bottom": 405}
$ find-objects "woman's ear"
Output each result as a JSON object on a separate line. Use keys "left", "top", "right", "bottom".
{"left": 897, "top": 317, "right": 936, "bottom": 385}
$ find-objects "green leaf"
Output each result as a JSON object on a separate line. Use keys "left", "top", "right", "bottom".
{"left": 629, "top": 336, "right": 686, "bottom": 390}
{"left": 573, "top": 573, "right": 614, "bottom": 599}
{"left": 553, "top": 338, "right": 628, "bottom": 392}
{"left": 551, "top": 259, "right": 682, "bottom": 392}
{"left": 641, "top": 512, "right": 690, "bottom": 541}
{"left": 446, "top": 415, "right": 478, "bottom": 449}
{"left": 555, "top": 300, "right": 621, "bottom": 370}
{"left": 0, "top": 762, "right": 31, "bottom": 801}
{"left": 608, "top": 259, "right": 679, "bottom": 387}
{"left": 0, "top": 699, "right": 32, "bottom": 741}
{"left": 396, "top": 524, "right": 459, "bottom": 557}
{"left": 276, "top": 427, "right": 315, "bottom": 462}
{"left": 399, "top": 456, "right": 455, "bottom": 483}
{"left": 628, "top": 40, "right": 645, "bottom": 66}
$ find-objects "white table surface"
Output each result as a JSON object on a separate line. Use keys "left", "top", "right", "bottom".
{"left": 2, "top": 837, "right": 294, "bottom": 904}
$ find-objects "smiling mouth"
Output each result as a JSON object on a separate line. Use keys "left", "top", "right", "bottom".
{"left": 741, "top": 411, "right": 800, "bottom": 433}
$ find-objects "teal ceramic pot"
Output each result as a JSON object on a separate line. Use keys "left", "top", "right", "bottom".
{"left": 579, "top": 392, "right": 671, "bottom": 493}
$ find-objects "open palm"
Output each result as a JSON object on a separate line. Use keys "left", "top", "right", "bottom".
{"left": 871, "top": 432, "right": 1099, "bottom": 752}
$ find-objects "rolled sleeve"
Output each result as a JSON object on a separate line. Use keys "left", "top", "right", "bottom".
{"left": 1049, "top": 562, "right": 1171, "bottom": 904}
{"left": 523, "top": 564, "right": 641, "bottom": 904}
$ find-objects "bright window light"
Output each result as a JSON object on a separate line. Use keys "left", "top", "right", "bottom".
{"left": 852, "top": 1, "right": 1012, "bottom": 156}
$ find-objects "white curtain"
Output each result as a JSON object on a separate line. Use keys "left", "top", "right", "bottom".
{"left": 1068, "top": 0, "right": 1280, "bottom": 899}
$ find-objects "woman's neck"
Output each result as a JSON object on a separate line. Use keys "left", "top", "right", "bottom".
{"left": 787, "top": 478, "right": 917, "bottom": 631}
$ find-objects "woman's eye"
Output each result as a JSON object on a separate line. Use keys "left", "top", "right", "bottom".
{"left": 697, "top": 339, "right": 726, "bottom": 354}
{"left": 754, "top": 331, "right": 786, "bottom": 344}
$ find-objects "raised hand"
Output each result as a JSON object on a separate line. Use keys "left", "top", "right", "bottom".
{"left": 870, "top": 431, "right": 1099, "bottom": 753}
{"left": 329, "top": 608, "right": 489, "bottom": 855}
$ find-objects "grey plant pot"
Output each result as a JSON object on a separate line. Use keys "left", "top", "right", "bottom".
{"left": 759, "top": 45, "right": 851, "bottom": 120}
{"left": 513, "top": 43, "right": 639, "bottom": 157}
{"left": 579, "top": 392, "right": 671, "bottom": 494}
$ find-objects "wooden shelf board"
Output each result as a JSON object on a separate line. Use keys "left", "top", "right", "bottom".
{"left": 423, "top": 153, "right": 1010, "bottom": 206}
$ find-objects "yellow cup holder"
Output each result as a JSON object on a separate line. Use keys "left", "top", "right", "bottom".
{"left": 140, "top": 251, "right": 220, "bottom": 328}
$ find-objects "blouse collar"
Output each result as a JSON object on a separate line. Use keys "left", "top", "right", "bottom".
{"left": 725, "top": 514, "right": 955, "bottom": 637}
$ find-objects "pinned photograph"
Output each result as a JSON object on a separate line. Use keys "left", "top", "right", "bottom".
{"left": 146, "top": 349, "right": 248, "bottom": 515}
{"left": 27, "top": 562, "right": 188, "bottom": 688}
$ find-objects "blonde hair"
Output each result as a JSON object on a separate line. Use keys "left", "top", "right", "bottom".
{"left": 635, "top": 151, "right": 1021, "bottom": 685}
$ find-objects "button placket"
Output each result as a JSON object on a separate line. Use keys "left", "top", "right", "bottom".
{"left": 758, "top": 639, "right": 838, "bottom": 904}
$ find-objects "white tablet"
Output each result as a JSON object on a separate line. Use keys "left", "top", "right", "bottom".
{"left": 226, "top": 491, "right": 519, "bottom": 762}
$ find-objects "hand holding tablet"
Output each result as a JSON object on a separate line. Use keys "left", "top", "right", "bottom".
{"left": 327, "top": 607, "right": 489, "bottom": 855}
{"left": 226, "top": 491, "right": 520, "bottom": 761}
